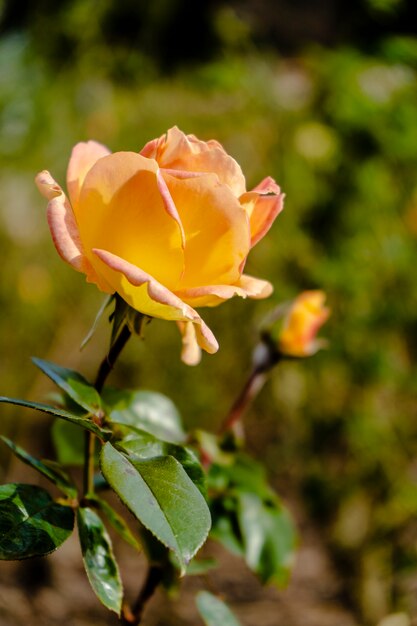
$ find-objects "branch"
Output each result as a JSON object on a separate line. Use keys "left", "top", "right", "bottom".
{"left": 83, "top": 323, "right": 132, "bottom": 496}
{"left": 121, "top": 566, "right": 164, "bottom": 625}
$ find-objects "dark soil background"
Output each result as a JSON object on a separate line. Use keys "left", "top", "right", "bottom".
{"left": 0, "top": 494, "right": 358, "bottom": 626}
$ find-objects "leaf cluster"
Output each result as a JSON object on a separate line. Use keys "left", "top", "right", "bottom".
{"left": 0, "top": 355, "right": 296, "bottom": 618}
{"left": 0, "top": 358, "right": 210, "bottom": 614}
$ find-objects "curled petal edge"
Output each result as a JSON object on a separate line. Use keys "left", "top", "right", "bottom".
{"left": 156, "top": 169, "right": 186, "bottom": 248}
{"left": 177, "top": 321, "right": 202, "bottom": 366}
{"left": 92, "top": 248, "right": 219, "bottom": 360}
{"left": 240, "top": 177, "right": 285, "bottom": 247}
{"left": 177, "top": 275, "right": 273, "bottom": 308}
{"left": 35, "top": 170, "right": 113, "bottom": 293}
{"left": 141, "top": 126, "right": 247, "bottom": 197}
{"left": 67, "top": 140, "right": 112, "bottom": 208}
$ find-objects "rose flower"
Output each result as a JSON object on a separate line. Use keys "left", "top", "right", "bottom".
{"left": 36, "top": 127, "right": 284, "bottom": 364}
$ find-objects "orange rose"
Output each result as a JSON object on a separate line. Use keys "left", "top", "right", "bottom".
{"left": 278, "top": 291, "right": 330, "bottom": 358}
{"left": 36, "top": 127, "right": 284, "bottom": 364}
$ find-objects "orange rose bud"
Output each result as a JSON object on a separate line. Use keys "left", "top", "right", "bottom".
{"left": 278, "top": 291, "right": 330, "bottom": 358}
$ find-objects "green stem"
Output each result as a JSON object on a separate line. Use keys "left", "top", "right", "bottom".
{"left": 82, "top": 324, "right": 132, "bottom": 496}
{"left": 94, "top": 324, "right": 133, "bottom": 394}
{"left": 83, "top": 430, "right": 96, "bottom": 496}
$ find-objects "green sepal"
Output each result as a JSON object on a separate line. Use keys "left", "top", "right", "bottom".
{"left": 196, "top": 591, "right": 242, "bottom": 626}
{"left": 80, "top": 295, "right": 114, "bottom": 350}
{"left": 0, "top": 397, "right": 111, "bottom": 440}
{"left": 77, "top": 506, "right": 123, "bottom": 615}
{"left": 109, "top": 294, "right": 130, "bottom": 347}
{"left": 103, "top": 388, "right": 185, "bottom": 444}
{"left": 32, "top": 357, "right": 102, "bottom": 415}
{"left": 0, "top": 436, "right": 77, "bottom": 498}
{"left": 0, "top": 483, "right": 74, "bottom": 559}
{"left": 100, "top": 442, "right": 211, "bottom": 574}
{"left": 87, "top": 494, "right": 141, "bottom": 551}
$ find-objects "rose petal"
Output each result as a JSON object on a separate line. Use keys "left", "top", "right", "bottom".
{"left": 156, "top": 170, "right": 185, "bottom": 248}
{"left": 35, "top": 170, "right": 113, "bottom": 293}
{"left": 240, "top": 177, "right": 285, "bottom": 247}
{"left": 162, "top": 172, "right": 251, "bottom": 290}
{"left": 177, "top": 321, "right": 202, "bottom": 366}
{"left": 141, "top": 126, "right": 247, "bottom": 197}
{"left": 177, "top": 274, "right": 273, "bottom": 308}
{"left": 93, "top": 248, "right": 219, "bottom": 357}
{"left": 77, "top": 152, "right": 185, "bottom": 290}
{"left": 67, "top": 140, "right": 111, "bottom": 209}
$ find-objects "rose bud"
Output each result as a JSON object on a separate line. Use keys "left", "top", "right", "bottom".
{"left": 277, "top": 290, "right": 330, "bottom": 358}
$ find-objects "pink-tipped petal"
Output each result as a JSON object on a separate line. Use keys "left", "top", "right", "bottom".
{"left": 240, "top": 177, "right": 285, "bottom": 247}
{"left": 160, "top": 168, "right": 207, "bottom": 180}
{"left": 36, "top": 170, "right": 64, "bottom": 201}
{"left": 67, "top": 140, "right": 111, "bottom": 208}
{"left": 193, "top": 320, "right": 219, "bottom": 355}
{"left": 252, "top": 177, "right": 281, "bottom": 194}
{"left": 93, "top": 248, "right": 219, "bottom": 357}
{"left": 238, "top": 274, "right": 273, "bottom": 298}
{"left": 177, "top": 321, "right": 202, "bottom": 366}
{"left": 156, "top": 170, "right": 185, "bottom": 248}
{"left": 35, "top": 171, "right": 114, "bottom": 293}
{"left": 35, "top": 171, "right": 87, "bottom": 271}
{"left": 140, "top": 136, "right": 164, "bottom": 159}
{"left": 177, "top": 274, "right": 273, "bottom": 308}
{"left": 141, "top": 126, "right": 247, "bottom": 197}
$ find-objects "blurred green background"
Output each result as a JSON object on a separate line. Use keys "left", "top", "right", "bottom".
{"left": 1, "top": 0, "right": 417, "bottom": 623}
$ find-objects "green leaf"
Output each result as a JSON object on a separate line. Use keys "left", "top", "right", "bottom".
{"left": 209, "top": 453, "right": 272, "bottom": 500}
{"left": 103, "top": 389, "right": 185, "bottom": 443}
{"left": 164, "top": 444, "right": 206, "bottom": 497}
{"left": 117, "top": 430, "right": 206, "bottom": 496}
{"left": 52, "top": 419, "right": 86, "bottom": 466}
{"left": 186, "top": 558, "right": 217, "bottom": 576}
{"left": 208, "top": 453, "right": 296, "bottom": 586}
{"left": 88, "top": 495, "right": 141, "bottom": 551}
{"left": 0, "top": 436, "right": 76, "bottom": 497}
{"left": 237, "top": 491, "right": 296, "bottom": 586}
{"left": 0, "top": 397, "right": 111, "bottom": 440}
{"left": 196, "top": 591, "right": 242, "bottom": 626}
{"left": 100, "top": 443, "right": 211, "bottom": 573}
{"left": 77, "top": 506, "right": 123, "bottom": 615}
{"left": 0, "top": 483, "right": 74, "bottom": 559}
{"left": 209, "top": 507, "right": 244, "bottom": 557}
{"left": 32, "top": 357, "right": 102, "bottom": 414}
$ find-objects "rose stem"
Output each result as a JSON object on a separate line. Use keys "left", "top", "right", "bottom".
{"left": 121, "top": 566, "right": 164, "bottom": 626}
{"left": 218, "top": 365, "right": 268, "bottom": 436}
{"left": 83, "top": 323, "right": 132, "bottom": 496}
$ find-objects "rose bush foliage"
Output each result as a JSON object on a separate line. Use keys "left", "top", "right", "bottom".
{"left": 36, "top": 127, "right": 284, "bottom": 363}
